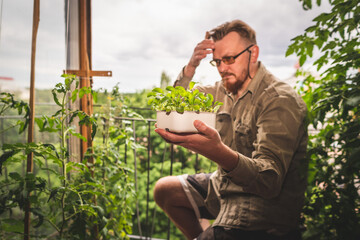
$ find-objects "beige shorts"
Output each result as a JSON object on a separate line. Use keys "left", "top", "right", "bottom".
{"left": 177, "top": 173, "right": 220, "bottom": 220}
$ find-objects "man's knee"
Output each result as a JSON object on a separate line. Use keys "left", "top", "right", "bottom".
{"left": 153, "top": 176, "right": 186, "bottom": 209}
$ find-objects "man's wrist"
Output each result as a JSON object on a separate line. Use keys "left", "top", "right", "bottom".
{"left": 215, "top": 142, "right": 239, "bottom": 172}
{"left": 184, "top": 64, "right": 196, "bottom": 79}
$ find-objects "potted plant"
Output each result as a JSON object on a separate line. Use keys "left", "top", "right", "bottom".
{"left": 147, "top": 81, "right": 223, "bottom": 133}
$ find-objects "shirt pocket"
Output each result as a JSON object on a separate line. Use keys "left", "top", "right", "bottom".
{"left": 234, "top": 123, "right": 253, "bottom": 157}
{"left": 216, "top": 113, "right": 232, "bottom": 146}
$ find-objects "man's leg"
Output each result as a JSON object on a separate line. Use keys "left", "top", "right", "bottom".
{"left": 154, "top": 176, "right": 203, "bottom": 240}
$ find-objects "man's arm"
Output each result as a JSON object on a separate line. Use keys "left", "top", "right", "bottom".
{"left": 185, "top": 38, "right": 214, "bottom": 78}
{"left": 174, "top": 38, "right": 214, "bottom": 88}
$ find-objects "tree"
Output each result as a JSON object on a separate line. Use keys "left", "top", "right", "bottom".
{"left": 160, "top": 71, "right": 171, "bottom": 89}
{"left": 286, "top": 0, "right": 360, "bottom": 239}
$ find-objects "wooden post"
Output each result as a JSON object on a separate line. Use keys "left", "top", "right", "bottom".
{"left": 64, "top": 0, "right": 111, "bottom": 163}
{"left": 64, "top": 1, "right": 111, "bottom": 238}
{"left": 79, "top": 0, "right": 92, "bottom": 161}
{"left": 24, "top": 0, "right": 40, "bottom": 239}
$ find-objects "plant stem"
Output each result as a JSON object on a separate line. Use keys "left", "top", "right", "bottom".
{"left": 0, "top": 123, "right": 21, "bottom": 135}
{"left": 46, "top": 218, "right": 60, "bottom": 232}
{"left": 0, "top": 104, "right": 9, "bottom": 115}
{"left": 59, "top": 91, "right": 68, "bottom": 238}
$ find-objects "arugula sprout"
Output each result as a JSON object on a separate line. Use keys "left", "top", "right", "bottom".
{"left": 147, "top": 81, "right": 223, "bottom": 114}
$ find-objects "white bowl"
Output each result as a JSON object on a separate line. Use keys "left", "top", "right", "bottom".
{"left": 157, "top": 111, "right": 216, "bottom": 133}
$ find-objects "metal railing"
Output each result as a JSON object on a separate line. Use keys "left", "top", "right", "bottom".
{"left": 0, "top": 107, "right": 183, "bottom": 240}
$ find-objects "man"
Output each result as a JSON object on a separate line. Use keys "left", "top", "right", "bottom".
{"left": 153, "top": 20, "right": 308, "bottom": 240}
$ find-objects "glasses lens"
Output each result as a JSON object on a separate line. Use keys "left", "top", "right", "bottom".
{"left": 223, "top": 57, "right": 235, "bottom": 65}
{"left": 210, "top": 60, "right": 218, "bottom": 67}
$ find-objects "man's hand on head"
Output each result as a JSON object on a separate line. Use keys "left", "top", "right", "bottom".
{"left": 184, "top": 38, "right": 215, "bottom": 78}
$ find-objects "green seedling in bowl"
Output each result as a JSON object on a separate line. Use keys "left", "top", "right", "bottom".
{"left": 147, "top": 81, "right": 223, "bottom": 114}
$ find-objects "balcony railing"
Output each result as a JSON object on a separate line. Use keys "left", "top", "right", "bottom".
{"left": 0, "top": 104, "right": 203, "bottom": 239}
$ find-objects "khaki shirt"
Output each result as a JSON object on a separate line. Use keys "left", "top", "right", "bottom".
{"left": 174, "top": 62, "right": 308, "bottom": 234}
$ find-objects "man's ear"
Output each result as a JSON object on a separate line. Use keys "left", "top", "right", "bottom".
{"left": 250, "top": 45, "right": 259, "bottom": 63}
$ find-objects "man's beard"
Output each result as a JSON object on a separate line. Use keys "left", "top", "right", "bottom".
{"left": 221, "top": 68, "right": 248, "bottom": 95}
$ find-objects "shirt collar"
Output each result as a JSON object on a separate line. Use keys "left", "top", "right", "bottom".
{"left": 246, "top": 61, "right": 266, "bottom": 98}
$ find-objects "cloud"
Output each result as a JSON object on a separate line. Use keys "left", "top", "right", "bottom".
{"left": 0, "top": 0, "right": 331, "bottom": 93}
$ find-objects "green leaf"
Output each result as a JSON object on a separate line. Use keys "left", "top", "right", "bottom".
{"left": 152, "top": 87, "right": 163, "bottom": 93}
{"left": 147, "top": 92, "right": 156, "bottom": 97}
{"left": 189, "top": 81, "right": 196, "bottom": 90}
{"left": 91, "top": 121, "right": 97, "bottom": 139}
{"left": 299, "top": 54, "right": 307, "bottom": 66}
{"left": 47, "top": 187, "right": 61, "bottom": 202}
{"left": 1, "top": 218, "right": 24, "bottom": 233}
{"left": 68, "top": 128, "right": 87, "bottom": 141}
{"left": 0, "top": 150, "right": 19, "bottom": 174}
{"left": 52, "top": 90, "right": 62, "bottom": 106}
{"left": 79, "top": 89, "right": 86, "bottom": 99}
{"left": 313, "top": 12, "right": 332, "bottom": 22}
{"left": 71, "top": 89, "right": 78, "bottom": 102}
{"left": 9, "top": 172, "right": 22, "bottom": 181}
{"left": 285, "top": 46, "right": 295, "bottom": 57}
{"left": 43, "top": 143, "right": 60, "bottom": 159}
{"left": 32, "top": 208, "right": 45, "bottom": 228}
{"left": 35, "top": 117, "right": 44, "bottom": 130}
{"left": 165, "top": 86, "right": 175, "bottom": 92}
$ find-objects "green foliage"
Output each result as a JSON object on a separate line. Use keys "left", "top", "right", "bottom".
{"left": 133, "top": 141, "right": 217, "bottom": 239}
{"left": 0, "top": 75, "right": 136, "bottom": 239}
{"left": 147, "top": 82, "right": 223, "bottom": 114}
{"left": 0, "top": 92, "right": 30, "bottom": 134}
{"left": 287, "top": 0, "right": 360, "bottom": 239}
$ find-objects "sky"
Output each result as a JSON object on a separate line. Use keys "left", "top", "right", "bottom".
{"left": 0, "top": 0, "right": 331, "bottom": 93}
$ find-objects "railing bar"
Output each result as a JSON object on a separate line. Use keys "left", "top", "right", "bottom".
{"left": 122, "top": 120, "right": 127, "bottom": 164}
{"left": 195, "top": 153, "right": 199, "bottom": 173}
{"left": 0, "top": 115, "right": 157, "bottom": 122}
{"left": 128, "top": 235, "right": 166, "bottom": 240}
{"left": 133, "top": 120, "right": 143, "bottom": 238}
{"left": 170, "top": 144, "right": 174, "bottom": 175}
{"left": 0, "top": 115, "right": 43, "bottom": 119}
{"left": 146, "top": 121, "right": 151, "bottom": 239}
{"left": 150, "top": 141, "right": 167, "bottom": 238}
{"left": 0, "top": 118, "right": 8, "bottom": 189}
{"left": 114, "top": 116, "right": 156, "bottom": 122}
{"left": 167, "top": 144, "right": 175, "bottom": 240}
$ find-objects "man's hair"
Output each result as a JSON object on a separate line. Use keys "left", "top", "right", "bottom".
{"left": 208, "top": 20, "right": 257, "bottom": 45}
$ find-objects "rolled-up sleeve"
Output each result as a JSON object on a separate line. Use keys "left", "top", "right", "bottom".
{"left": 173, "top": 66, "right": 192, "bottom": 88}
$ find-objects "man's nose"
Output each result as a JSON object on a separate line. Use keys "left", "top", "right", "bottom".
{"left": 217, "top": 61, "right": 228, "bottom": 72}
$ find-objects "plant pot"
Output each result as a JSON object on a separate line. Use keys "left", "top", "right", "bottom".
{"left": 157, "top": 111, "right": 216, "bottom": 133}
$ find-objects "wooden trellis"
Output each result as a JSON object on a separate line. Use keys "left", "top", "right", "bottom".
{"left": 25, "top": 0, "right": 112, "bottom": 238}
{"left": 64, "top": 0, "right": 112, "bottom": 162}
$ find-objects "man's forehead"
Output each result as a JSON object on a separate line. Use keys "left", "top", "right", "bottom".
{"left": 213, "top": 40, "right": 242, "bottom": 57}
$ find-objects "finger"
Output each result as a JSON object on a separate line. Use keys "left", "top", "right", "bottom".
{"left": 193, "top": 50, "right": 213, "bottom": 63}
{"left": 193, "top": 120, "right": 217, "bottom": 138}
{"left": 195, "top": 40, "right": 214, "bottom": 51}
{"left": 196, "top": 49, "right": 213, "bottom": 56}
{"left": 155, "top": 128, "right": 186, "bottom": 144}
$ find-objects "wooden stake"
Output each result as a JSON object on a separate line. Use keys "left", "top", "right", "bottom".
{"left": 24, "top": 0, "right": 40, "bottom": 239}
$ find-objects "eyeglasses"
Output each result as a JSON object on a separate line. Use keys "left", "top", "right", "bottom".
{"left": 210, "top": 44, "right": 254, "bottom": 67}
